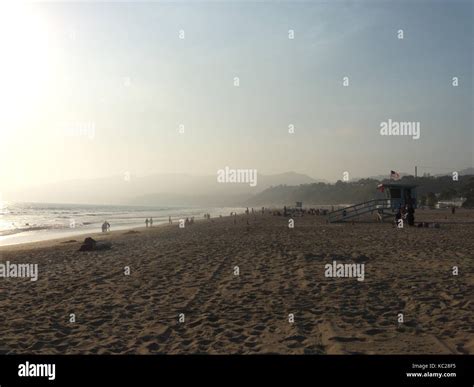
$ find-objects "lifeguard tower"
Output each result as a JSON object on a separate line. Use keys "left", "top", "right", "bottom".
{"left": 328, "top": 183, "right": 417, "bottom": 223}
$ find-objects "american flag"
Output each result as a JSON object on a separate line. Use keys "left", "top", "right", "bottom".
{"left": 390, "top": 170, "right": 400, "bottom": 180}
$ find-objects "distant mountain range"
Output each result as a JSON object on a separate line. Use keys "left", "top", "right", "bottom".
{"left": 6, "top": 168, "right": 473, "bottom": 207}
{"left": 6, "top": 172, "right": 319, "bottom": 206}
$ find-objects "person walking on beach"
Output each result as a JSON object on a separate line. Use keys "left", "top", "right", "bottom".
{"left": 102, "top": 220, "right": 110, "bottom": 232}
{"left": 145, "top": 218, "right": 149, "bottom": 228}
{"left": 407, "top": 204, "right": 415, "bottom": 226}
{"left": 150, "top": 217, "right": 153, "bottom": 227}
{"left": 169, "top": 216, "right": 172, "bottom": 224}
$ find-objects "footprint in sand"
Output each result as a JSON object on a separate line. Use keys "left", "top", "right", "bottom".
{"left": 330, "top": 336, "right": 366, "bottom": 342}
{"left": 253, "top": 324, "right": 266, "bottom": 332}
{"left": 364, "top": 328, "right": 385, "bottom": 335}
{"left": 244, "top": 341, "right": 258, "bottom": 348}
{"left": 284, "top": 334, "right": 306, "bottom": 343}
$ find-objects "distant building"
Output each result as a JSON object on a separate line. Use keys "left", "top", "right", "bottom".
{"left": 436, "top": 198, "right": 466, "bottom": 208}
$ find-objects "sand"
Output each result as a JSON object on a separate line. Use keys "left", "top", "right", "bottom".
{"left": 0, "top": 208, "right": 472, "bottom": 354}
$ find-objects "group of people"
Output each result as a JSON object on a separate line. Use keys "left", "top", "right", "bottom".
{"left": 395, "top": 203, "right": 415, "bottom": 226}
{"left": 101, "top": 212, "right": 218, "bottom": 233}
{"left": 168, "top": 215, "right": 195, "bottom": 225}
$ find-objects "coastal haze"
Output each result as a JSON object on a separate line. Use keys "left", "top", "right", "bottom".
{"left": 0, "top": 0, "right": 473, "bottom": 363}
{"left": 0, "top": 1, "right": 472, "bottom": 200}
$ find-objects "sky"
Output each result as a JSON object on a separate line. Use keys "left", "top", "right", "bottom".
{"left": 0, "top": 0, "right": 472, "bottom": 195}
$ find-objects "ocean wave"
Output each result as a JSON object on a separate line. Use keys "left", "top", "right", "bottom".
{"left": 0, "top": 226, "right": 52, "bottom": 236}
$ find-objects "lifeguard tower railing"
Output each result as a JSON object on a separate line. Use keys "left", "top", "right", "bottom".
{"left": 328, "top": 199, "right": 393, "bottom": 223}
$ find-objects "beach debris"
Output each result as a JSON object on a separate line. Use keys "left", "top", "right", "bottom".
{"left": 78, "top": 237, "right": 111, "bottom": 251}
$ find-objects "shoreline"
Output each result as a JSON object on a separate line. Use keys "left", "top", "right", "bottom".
{"left": 0, "top": 223, "right": 162, "bottom": 252}
{"left": 0, "top": 206, "right": 243, "bottom": 249}
{"left": 0, "top": 217, "right": 199, "bottom": 252}
{"left": 0, "top": 207, "right": 472, "bottom": 252}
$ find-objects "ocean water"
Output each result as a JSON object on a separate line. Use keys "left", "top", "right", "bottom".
{"left": 0, "top": 202, "right": 242, "bottom": 246}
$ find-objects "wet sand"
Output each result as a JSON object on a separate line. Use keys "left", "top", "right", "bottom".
{"left": 0, "top": 208, "right": 472, "bottom": 354}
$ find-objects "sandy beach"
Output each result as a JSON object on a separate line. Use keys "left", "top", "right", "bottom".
{"left": 0, "top": 209, "right": 472, "bottom": 354}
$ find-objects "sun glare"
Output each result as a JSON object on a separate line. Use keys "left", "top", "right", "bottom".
{"left": 0, "top": 3, "right": 54, "bottom": 138}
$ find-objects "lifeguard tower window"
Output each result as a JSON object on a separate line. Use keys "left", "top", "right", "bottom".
{"left": 390, "top": 188, "right": 402, "bottom": 199}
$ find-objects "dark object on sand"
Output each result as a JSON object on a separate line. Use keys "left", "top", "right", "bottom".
{"left": 123, "top": 230, "right": 140, "bottom": 235}
{"left": 79, "top": 237, "right": 112, "bottom": 251}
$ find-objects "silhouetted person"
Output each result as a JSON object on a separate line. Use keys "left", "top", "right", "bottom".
{"left": 407, "top": 204, "right": 415, "bottom": 226}
{"left": 102, "top": 221, "right": 110, "bottom": 232}
{"left": 150, "top": 217, "right": 153, "bottom": 227}
{"left": 145, "top": 218, "right": 149, "bottom": 228}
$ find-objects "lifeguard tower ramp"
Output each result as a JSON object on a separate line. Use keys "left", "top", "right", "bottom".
{"left": 328, "top": 199, "right": 392, "bottom": 223}
{"left": 328, "top": 183, "right": 417, "bottom": 223}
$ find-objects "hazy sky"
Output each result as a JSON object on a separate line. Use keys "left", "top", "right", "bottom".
{"left": 0, "top": 0, "right": 472, "bottom": 194}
